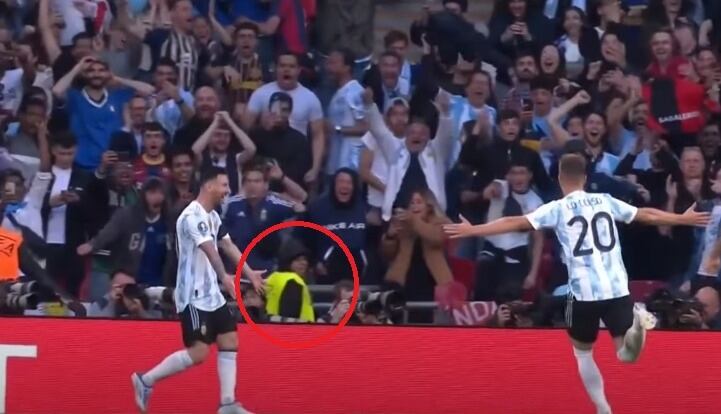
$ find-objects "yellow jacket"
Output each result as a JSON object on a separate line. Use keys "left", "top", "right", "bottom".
{"left": 264, "top": 272, "right": 315, "bottom": 323}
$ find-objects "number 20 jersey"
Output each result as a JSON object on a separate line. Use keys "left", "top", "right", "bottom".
{"left": 525, "top": 190, "right": 638, "bottom": 301}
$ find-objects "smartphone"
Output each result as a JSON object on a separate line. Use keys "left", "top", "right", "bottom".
{"left": 521, "top": 97, "right": 533, "bottom": 112}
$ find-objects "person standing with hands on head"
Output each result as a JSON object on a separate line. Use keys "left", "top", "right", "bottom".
{"left": 131, "top": 167, "right": 265, "bottom": 414}
{"left": 52, "top": 56, "right": 154, "bottom": 170}
{"left": 444, "top": 153, "right": 710, "bottom": 414}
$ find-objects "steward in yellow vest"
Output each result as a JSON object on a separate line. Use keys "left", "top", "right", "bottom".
{"left": 264, "top": 241, "right": 315, "bottom": 322}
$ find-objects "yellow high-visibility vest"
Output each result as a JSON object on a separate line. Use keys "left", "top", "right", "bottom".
{"left": 264, "top": 272, "right": 315, "bottom": 323}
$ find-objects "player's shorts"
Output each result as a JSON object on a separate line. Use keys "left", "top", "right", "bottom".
{"left": 179, "top": 304, "right": 237, "bottom": 347}
{"left": 566, "top": 294, "right": 633, "bottom": 344}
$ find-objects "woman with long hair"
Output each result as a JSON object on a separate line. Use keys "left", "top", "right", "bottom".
{"left": 381, "top": 189, "right": 463, "bottom": 323}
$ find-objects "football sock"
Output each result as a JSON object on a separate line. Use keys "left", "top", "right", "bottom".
{"left": 218, "top": 351, "right": 238, "bottom": 405}
{"left": 573, "top": 347, "right": 612, "bottom": 414}
{"left": 141, "top": 350, "right": 194, "bottom": 387}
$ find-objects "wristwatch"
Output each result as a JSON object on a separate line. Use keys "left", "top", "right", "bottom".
{"left": 334, "top": 125, "right": 342, "bottom": 134}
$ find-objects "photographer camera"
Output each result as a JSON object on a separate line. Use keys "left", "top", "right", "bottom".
{"left": 646, "top": 287, "right": 721, "bottom": 330}
{"left": 490, "top": 286, "right": 536, "bottom": 328}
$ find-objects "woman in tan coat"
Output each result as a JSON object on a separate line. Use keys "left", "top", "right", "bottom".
{"left": 381, "top": 189, "right": 458, "bottom": 323}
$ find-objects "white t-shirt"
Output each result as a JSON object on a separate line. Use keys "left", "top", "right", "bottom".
{"left": 485, "top": 180, "right": 543, "bottom": 253}
{"left": 53, "top": 0, "right": 87, "bottom": 47}
{"left": 0, "top": 68, "right": 24, "bottom": 115}
{"left": 361, "top": 131, "right": 403, "bottom": 208}
{"left": 174, "top": 200, "right": 228, "bottom": 312}
{"left": 46, "top": 166, "right": 73, "bottom": 244}
{"left": 246, "top": 82, "right": 323, "bottom": 137}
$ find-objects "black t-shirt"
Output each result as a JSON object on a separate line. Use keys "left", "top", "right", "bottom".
{"left": 394, "top": 153, "right": 429, "bottom": 209}
{"left": 251, "top": 126, "right": 312, "bottom": 188}
{"left": 52, "top": 50, "right": 77, "bottom": 84}
{"left": 173, "top": 117, "right": 212, "bottom": 150}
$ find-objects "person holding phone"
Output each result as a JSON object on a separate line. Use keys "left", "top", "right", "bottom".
{"left": 42, "top": 132, "right": 94, "bottom": 297}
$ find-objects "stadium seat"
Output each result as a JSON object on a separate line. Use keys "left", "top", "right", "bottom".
{"left": 447, "top": 256, "right": 475, "bottom": 299}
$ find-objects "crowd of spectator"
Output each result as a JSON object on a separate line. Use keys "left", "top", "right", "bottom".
{"left": 1, "top": 0, "right": 721, "bottom": 330}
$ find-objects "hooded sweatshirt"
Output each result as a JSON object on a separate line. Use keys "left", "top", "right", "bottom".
{"left": 302, "top": 168, "right": 367, "bottom": 281}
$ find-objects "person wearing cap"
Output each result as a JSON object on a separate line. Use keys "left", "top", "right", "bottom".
{"left": 77, "top": 177, "right": 175, "bottom": 288}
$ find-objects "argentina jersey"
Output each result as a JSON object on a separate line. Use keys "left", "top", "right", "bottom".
{"left": 174, "top": 201, "right": 227, "bottom": 313}
{"left": 526, "top": 191, "right": 638, "bottom": 301}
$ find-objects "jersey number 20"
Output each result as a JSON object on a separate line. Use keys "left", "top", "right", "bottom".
{"left": 567, "top": 212, "right": 616, "bottom": 257}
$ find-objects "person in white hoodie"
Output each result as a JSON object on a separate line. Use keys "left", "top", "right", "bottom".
{"left": 361, "top": 87, "right": 454, "bottom": 222}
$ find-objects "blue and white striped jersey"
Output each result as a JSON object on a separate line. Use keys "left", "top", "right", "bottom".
{"left": 174, "top": 201, "right": 228, "bottom": 313}
{"left": 525, "top": 190, "right": 638, "bottom": 301}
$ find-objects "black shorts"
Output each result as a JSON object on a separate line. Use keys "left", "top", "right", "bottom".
{"left": 566, "top": 295, "right": 634, "bottom": 344}
{"left": 179, "top": 304, "right": 237, "bottom": 347}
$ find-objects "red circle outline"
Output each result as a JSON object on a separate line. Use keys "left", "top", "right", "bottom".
{"left": 234, "top": 220, "right": 360, "bottom": 349}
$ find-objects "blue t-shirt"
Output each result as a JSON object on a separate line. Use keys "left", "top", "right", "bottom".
{"left": 67, "top": 88, "right": 134, "bottom": 169}
{"left": 138, "top": 219, "right": 168, "bottom": 286}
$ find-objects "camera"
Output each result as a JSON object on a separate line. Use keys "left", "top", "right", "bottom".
{"left": 646, "top": 289, "right": 704, "bottom": 329}
{"left": 0, "top": 281, "right": 39, "bottom": 313}
{"left": 143, "top": 286, "right": 175, "bottom": 317}
{"left": 356, "top": 289, "right": 406, "bottom": 319}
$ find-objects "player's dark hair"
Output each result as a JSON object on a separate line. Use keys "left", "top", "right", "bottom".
{"left": 19, "top": 97, "right": 47, "bottom": 114}
{"left": 199, "top": 166, "right": 228, "bottom": 185}
{"left": 71, "top": 32, "right": 93, "bottom": 46}
{"left": 559, "top": 153, "right": 588, "bottom": 181}
{"left": 378, "top": 50, "right": 402, "bottom": 64}
{"left": 275, "top": 51, "right": 300, "bottom": 65}
{"left": 329, "top": 48, "right": 356, "bottom": 69}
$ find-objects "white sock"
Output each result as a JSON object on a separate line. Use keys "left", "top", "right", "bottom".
{"left": 218, "top": 351, "right": 237, "bottom": 405}
{"left": 574, "top": 348, "right": 611, "bottom": 414}
{"left": 141, "top": 350, "right": 193, "bottom": 387}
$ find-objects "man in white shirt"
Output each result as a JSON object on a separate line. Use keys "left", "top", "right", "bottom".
{"left": 362, "top": 87, "right": 454, "bottom": 221}
{"left": 243, "top": 52, "right": 325, "bottom": 185}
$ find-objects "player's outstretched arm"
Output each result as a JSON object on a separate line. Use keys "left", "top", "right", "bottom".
{"left": 634, "top": 203, "right": 711, "bottom": 227}
{"left": 443, "top": 215, "right": 533, "bottom": 239}
{"left": 218, "top": 237, "right": 265, "bottom": 294}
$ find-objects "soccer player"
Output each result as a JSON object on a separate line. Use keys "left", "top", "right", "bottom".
{"left": 443, "top": 154, "right": 710, "bottom": 414}
{"left": 131, "top": 167, "right": 265, "bottom": 414}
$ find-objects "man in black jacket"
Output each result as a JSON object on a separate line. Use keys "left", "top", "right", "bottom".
{"left": 42, "top": 132, "right": 94, "bottom": 297}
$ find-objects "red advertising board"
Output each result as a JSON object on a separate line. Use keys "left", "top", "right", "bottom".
{"left": 1, "top": 317, "right": 720, "bottom": 414}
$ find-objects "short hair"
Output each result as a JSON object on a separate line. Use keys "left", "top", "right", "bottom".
{"left": 378, "top": 50, "right": 402, "bottom": 64}
{"left": 18, "top": 97, "right": 47, "bottom": 114}
{"left": 168, "top": 0, "right": 190, "bottom": 10}
{"left": 515, "top": 49, "right": 537, "bottom": 63}
{"left": 241, "top": 162, "right": 268, "bottom": 182}
{"left": 236, "top": 21, "right": 260, "bottom": 36}
{"left": 156, "top": 57, "right": 179, "bottom": 73}
{"left": 199, "top": 167, "right": 228, "bottom": 185}
{"left": 383, "top": 30, "right": 409, "bottom": 48}
{"left": 559, "top": 153, "right": 588, "bottom": 181}
{"left": 71, "top": 32, "right": 93, "bottom": 46}
{"left": 275, "top": 51, "right": 300, "bottom": 65}
{"left": 170, "top": 147, "right": 194, "bottom": 163}
{"left": 329, "top": 48, "right": 355, "bottom": 69}
{"left": 51, "top": 132, "right": 77, "bottom": 148}
{"left": 122, "top": 284, "right": 150, "bottom": 310}
{"left": 498, "top": 109, "right": 520, "bottom": 123}
{"left": 333, "top": 280, "right": 354, "bottom": 298}
{"left": 142, "top": 122, "right": 168, "bottom": 138}
{"left": 530, "top": 75, "right": 557, "bottom": 92}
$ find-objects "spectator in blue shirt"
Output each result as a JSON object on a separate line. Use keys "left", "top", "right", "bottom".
{"left": 223, "top": 163, "right": 304, "bottom": 272}
{"left": 51, "top": 57, "right": 155, "bottom": 170}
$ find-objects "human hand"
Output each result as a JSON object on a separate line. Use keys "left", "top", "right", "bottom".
{"left": 442, "top": 214, "right": 476, "bottom": 239}
{"left": 681, "top": 203, "right": 711, "bottom": 227}
{"left": 303, "top": 167, "right": 319, "bottom": 184}
{"left": 482, "top": 181, "right": 502, "bottom": 199}
{"left": 496, "top": 304, "right": 512, "bottom": 327}
{"left": 678, "top": 309, "right": 704, "bottom": 327}
{"left": 665, "top": 175, "right": 678, "bottom": 200}
{"left": 76, "top": 243, "right": 93, "bottom": 256}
